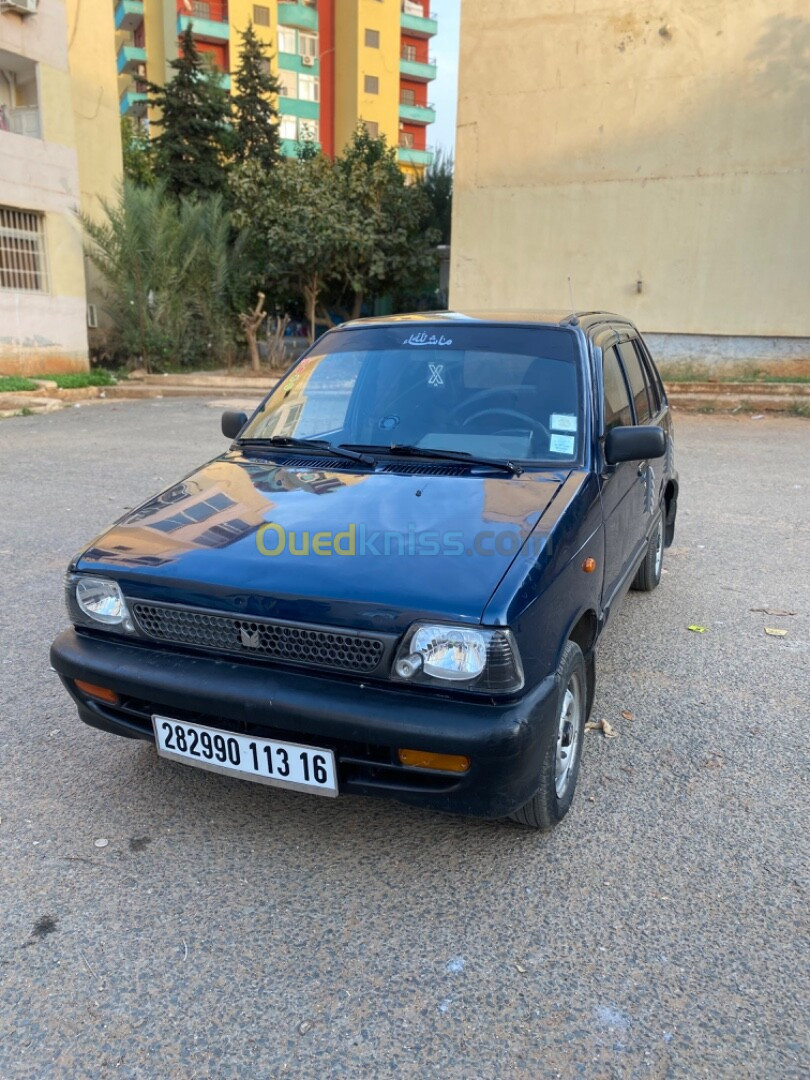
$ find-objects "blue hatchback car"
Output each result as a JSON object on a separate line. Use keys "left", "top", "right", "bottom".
{"left": 51, "top": 311, "right": 678, "bottom": 829}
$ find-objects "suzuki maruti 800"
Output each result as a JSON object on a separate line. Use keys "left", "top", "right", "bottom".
{"left": 51, "top": 312, "right": 678, "bottom": 830}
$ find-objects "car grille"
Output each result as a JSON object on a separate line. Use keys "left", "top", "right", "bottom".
{"left": 131, "top": 602, "right": 386, "bottom": 674}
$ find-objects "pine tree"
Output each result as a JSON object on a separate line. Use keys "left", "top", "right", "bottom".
{"left": 147, "top": 25, "right": 232, "bottom": 199}
{"left": 231, "top": 22, "right": 282, "bottom": 171}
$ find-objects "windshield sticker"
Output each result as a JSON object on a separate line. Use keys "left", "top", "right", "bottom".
{"left": 551, "top": 413, "right": 578, "bottom": 432}
{"left": 428, "top": 363, "right": 445, "bottom": 387}
{"left": 403, "top": 332, "right": 453, "bottom": 347}
{"left": 549, "top": 433, "right": 575, "bottom": 454}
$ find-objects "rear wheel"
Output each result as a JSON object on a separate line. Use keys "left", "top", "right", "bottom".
{"left": 631, "top": 513, "right": 664, "bottom": 592}
{"left": 508, "top": 640, "right": 588, "bottom": 831}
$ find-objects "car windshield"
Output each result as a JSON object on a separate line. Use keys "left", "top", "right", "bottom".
{"left": 240, "top": 324, "right": 582, "bottom": 464}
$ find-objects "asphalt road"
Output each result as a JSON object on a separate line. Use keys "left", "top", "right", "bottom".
{"left": 0, "top": 401, "right": 808, "bottom": 1079}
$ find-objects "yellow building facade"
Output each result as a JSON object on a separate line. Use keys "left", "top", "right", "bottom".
{"left": 0, "top": 0, "right": 122, "bottom": 375}
{"left": 116, "top": 0, "right": 437, "bottom": 178}
{"left": 450, "top": 0, "right": 810, "bottom": 364}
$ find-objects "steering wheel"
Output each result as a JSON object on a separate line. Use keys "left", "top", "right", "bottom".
{"left": 448, "top": 390, "right": 551, "bottom": 442}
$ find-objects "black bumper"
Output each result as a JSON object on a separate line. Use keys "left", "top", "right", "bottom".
{"left": 50, "top": 629, "right": 558, "bottom": 819}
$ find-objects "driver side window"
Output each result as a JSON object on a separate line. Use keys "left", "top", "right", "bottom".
{"left": 602, "top": 347, "right": 633, "bottom": 431}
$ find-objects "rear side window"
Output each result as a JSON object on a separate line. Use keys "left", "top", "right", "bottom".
{"left": 635, "top": 337, "right": 665, "bottom": 411}
{"left": 618, "top": 341, "right": 653, "bottom": 423}
{"left": 602, "top": 347, "right": 633, "bottom": 431}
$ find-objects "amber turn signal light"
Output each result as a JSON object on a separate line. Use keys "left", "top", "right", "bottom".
{"left": 582, "top": 557, "right": 597, "bottom": 573}
{"left": 398, "top": 749, "right": 471, "bottom": 773}
{"left": 74, "top": 679, "right": 119, "bottom": 705}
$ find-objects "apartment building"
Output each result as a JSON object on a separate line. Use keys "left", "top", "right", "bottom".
{"left": 1, "top": 0, "right": 121, "bottom": 375}
{"left": 115, "top": 0, "right": 437, "bottom": 178}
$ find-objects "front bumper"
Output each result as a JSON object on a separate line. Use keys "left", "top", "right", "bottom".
{"left": 50, "top": 629, "right": 558, "bottom": 819}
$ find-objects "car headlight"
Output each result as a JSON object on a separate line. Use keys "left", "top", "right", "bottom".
{"left": 392, "top": 623, "right": 524, "bottom": 693}
{"left": 67, "top": 574, "right": 135, "bottom": 633}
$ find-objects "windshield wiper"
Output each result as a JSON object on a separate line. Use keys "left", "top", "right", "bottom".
{"left": 340, "top": 443, "right": 522, "bottom": 476}
{"left": 239, "top": 436, "right": 376, "bottom": 466}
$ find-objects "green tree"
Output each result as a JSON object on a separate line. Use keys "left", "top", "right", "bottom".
{"left": 422, "top": 150, "right": 453, "bottom": 245}
{"left": 147, "top": 25, "right": 232, "bottom": 199}
{"left": 232, "top": 21, "right": 281, "bottom": 171}
{"left": 231, "top": 146, "right": 346, "bottom": 342}
{"left": 331, "top": 126, "right": 440, "bottom": 319}
{"left": 121, "top": 116, "right": 154, "bottom": 187}
{"left": 82, "top": 181, "right": 245, "bottom": 370}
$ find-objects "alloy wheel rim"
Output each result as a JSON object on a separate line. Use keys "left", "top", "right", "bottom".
{"left": 555, "top": 673, "right": 582, "bottom": 799}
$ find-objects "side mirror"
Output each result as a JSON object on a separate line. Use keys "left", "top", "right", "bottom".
{"left": 221, "top": 410, "right": 248, "bottom": 440}
{"left": 604, "top": 425, "right": 666, "bottom": 465}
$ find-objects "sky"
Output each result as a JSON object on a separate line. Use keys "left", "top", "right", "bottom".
{"left": 430, "top": 0, "right": 461, "bottom": 159}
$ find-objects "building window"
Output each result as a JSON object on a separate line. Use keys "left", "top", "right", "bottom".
{"left": 299, "top": 74, "right": 319, "bottom": 102}
{"left": 0, "top": 207, "right": 48, "bottom": 293}
{"left": 400, "top": 88, "right": 415, "bottom": 105}
{"left": 278, "top": 27, "right": 296, "bottom": 54}
{"left": 299, "top": 118, "right": 319, "bottom": 142}
{"left": 298, "top": 32, "right": 318, "bottom": 59}
{"left": 280, "top": 115, "right": 297, "bottom": 141}
{"left": 399, "top": 131, "right": 414, "bottom": 149}
{"left": 278, "top": 69, "right": 297, "bottom": 97}
{"left": 364, "top": 28, "right": 380, "bottom": 48}
{"left": 252, "top": 4, "right": 270, "bottom": 26}
{"left": 364, "top": 74, "right": 379, "bottom": 94}
{"left": 363, "top": 120, "right": 379, "bottom": 138}
{"left": 402, "top": 44, "right": 417, "bottom": 62}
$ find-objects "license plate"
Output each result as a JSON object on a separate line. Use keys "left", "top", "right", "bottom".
{"left": 152, "top": 716, "right": 338, "bottom": 797}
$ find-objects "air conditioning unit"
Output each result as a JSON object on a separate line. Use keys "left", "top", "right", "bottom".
{"left": 137, "top": 64, "right": 147, "bottom": 78}
{"left": 0, "top": 0, "right": 39, "bottom": 13}
{"left": 301, "top": 54, "right": 315, "bottom": 67}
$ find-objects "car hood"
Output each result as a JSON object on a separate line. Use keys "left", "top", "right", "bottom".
{"left": 75, "top": 453, "right": 568, "bottom": 631}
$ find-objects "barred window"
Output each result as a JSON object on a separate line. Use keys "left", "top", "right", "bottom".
{"left": 364, "top": 74, "right": 379, "bottom": 94}
{"left": 0, "top": 207, "right": 48, "bottom": 292}
{"left": 253, "top": 4, "right": 270, "bottom": 26}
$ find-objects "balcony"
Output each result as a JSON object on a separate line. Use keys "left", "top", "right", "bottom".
{"left": 1, "top": 51, "right": 40, "bottom": 140}
{"left": 278, "top": 97, "right": 318, "bottom": 120}
{"left": 177, "top": 0, "right": 229, "bottom": 42}
{"left": 5, "top": 105, "right": 40, "bottom": 138}
{"left": 398, "top": 101, "right": 435, "bottom": 125}
{"left": 397, "top": 145, "right": 433, "bottom": 168}
{"left": 399, "top": 55, "right": 437, "bottom": 82}
{"left": 117, "top": 44, "right": 146, "bottom": 75}
{"left": 114, "top": 0, "right": 144, "bottom": 33}
{"left": 278, "top": 52, "right": 319, "bottom": 76}
{"left": 400, "top": 3, "right": 437, "bottom": 39}
{"left": 277, "top": 1, "right": 318, "bottom": 31}
{"left": 119, "top": 89, "right": 148, "bottom": 117}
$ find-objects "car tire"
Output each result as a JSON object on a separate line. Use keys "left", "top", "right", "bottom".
{"left": 631, "top": 512, "right": 664, "bottom": 592}
{"left": 508, "top": 640, "right": 588, "bottom": 831}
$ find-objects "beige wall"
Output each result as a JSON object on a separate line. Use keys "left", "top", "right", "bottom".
{"left": 0, "top": 1, "right": 88, "bottom": 374}
{"left": 0, "top": 1, "right": 122, "bottom": 375}
{"left": 450, "top": 0, "right": 810, "bottom": 340}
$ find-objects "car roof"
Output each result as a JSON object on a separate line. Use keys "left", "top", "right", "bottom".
{"left": 338, "top": 310, "right": 636, "bottom": 334}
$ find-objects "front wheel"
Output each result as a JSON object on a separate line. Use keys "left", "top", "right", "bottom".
{"left": 631, "top": 513, "right": 664, "bottom": 592}
{"left": 508, "top": 640, "right": 588, "bottom": 831}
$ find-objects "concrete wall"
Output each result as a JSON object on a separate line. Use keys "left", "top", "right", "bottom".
{"left": 0, "top": 1, "right": 88, "bottom": 374}
{"left": 450, "top": 0, "right": 810, "bottom": 357}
